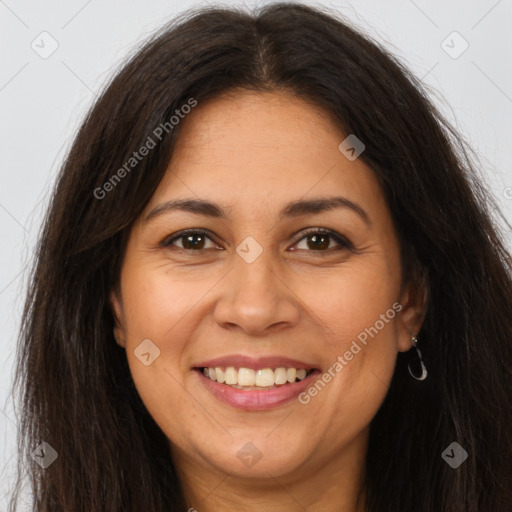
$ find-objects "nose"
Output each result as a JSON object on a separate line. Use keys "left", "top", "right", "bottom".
{"left": 212, "top": 246, "right": 301, "bottom": 336}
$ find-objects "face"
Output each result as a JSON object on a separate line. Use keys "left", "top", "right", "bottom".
{"left": 110, "top": 90, "right": 425, "bottom": 489}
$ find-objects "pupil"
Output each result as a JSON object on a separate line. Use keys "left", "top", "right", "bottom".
{"left": 181, "top": 233, "right": 329, "bottom": 251}
{"left": 184, "top": 234, "right": 204, "bottom": 249}
{"left": 308, "top": 234, "right": 328, "bottom": 250}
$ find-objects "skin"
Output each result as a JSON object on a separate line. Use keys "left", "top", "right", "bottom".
{"left": 111, "top": 89, "right": 427, "bottom": 512}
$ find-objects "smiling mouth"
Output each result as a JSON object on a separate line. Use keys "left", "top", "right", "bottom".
{"left": 196, "top": 366, "right": 317, "bottom": 390}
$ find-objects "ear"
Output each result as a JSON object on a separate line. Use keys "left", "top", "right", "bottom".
{"left": 396, "top": 269, "right": 429, "bottom": 352}
{"left": 110, "top": 288, "right": 126, "bottom": 348}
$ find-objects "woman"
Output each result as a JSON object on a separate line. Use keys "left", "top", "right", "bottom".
{"left": 10, "top": 2, "right": 512, "bottom": 511}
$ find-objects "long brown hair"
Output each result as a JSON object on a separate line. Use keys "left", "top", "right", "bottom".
{"left": 10, "top": 3, "right": 512, "bottom": 511}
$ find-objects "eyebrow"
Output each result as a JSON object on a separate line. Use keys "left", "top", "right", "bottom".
{"left": 144, "top": 196, "right": 371, "bottom": 226}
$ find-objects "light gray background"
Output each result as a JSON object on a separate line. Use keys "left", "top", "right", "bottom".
{"left": 1, "top": 0, "right": 511, "bottom": 509}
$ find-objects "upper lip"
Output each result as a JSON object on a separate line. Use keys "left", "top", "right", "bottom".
{"left": 194, "top": 355, "right": 319, "bottom": 370}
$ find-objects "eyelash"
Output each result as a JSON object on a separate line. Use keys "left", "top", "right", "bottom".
{"left": 160, "top": 227, "right": 354, "bottom": 254}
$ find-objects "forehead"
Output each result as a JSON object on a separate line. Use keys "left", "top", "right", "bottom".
{"left": 145, "top": 90, "right": 385, "bottom": 221}
{"left": 173, "top": 89, "right": 342, "bottom": 163}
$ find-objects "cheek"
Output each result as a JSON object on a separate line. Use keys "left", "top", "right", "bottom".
{"left": 300, "top": 260, "right": 400, "bottom": 415}
{"left": 120, "top": 259, "right": 203, "bottom": 341}
{"left": 116, "top": 263, "right": 197, "bottom": 416}
{"left": 301, "top": 258, "right": 399, "bottom": 347}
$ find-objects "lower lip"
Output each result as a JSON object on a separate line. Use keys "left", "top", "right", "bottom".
{"left": 195, "top": 368, "right": 321, "bottom": 410}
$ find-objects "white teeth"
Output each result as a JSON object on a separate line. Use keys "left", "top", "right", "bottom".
{"left": 215, "top": 367, "right": 225, "bottom": 384}
{"left": 274, "top": 367, "right": 288, "bottom": 385}
{"left": 238, "top": 368, "right": 256, "bottom": 386}
{"left": 201, "top": 366, "right": 312, "bottom": 388}
{"left": 296, "top": 369, "right": 307, "bottom": 380}
{"left": 224, "top": 366, "right": 238, "bottom": 385}
{"left": 255, "top": 368, "right": 275, "bottom": 387}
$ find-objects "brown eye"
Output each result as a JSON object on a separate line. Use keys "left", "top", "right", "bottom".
{"left": 293, "top": 228, "right": 353, "bottom": 252}
{"left": 161, "top": 228, "right": 353, "bottom": 254}
{"left": 161, "top": 230, "right": 218, "bottom": 251}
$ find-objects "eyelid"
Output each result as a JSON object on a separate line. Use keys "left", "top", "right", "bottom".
{"left": 294, "top": 227, "right": 354, "bottom": 250}
{"left": 161, "top": 228, "right": 220, "bottom": 249}
{"left": 161, "top": 227, "right": 354, "bottom": 252}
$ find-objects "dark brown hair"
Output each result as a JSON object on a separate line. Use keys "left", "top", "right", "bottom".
{"left": 10, "top": 2, "right": 512, "bottom": 511}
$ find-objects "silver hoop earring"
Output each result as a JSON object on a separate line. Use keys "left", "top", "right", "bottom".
{"left": 407, "top": 336, "right": 428, "bottom": 381}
